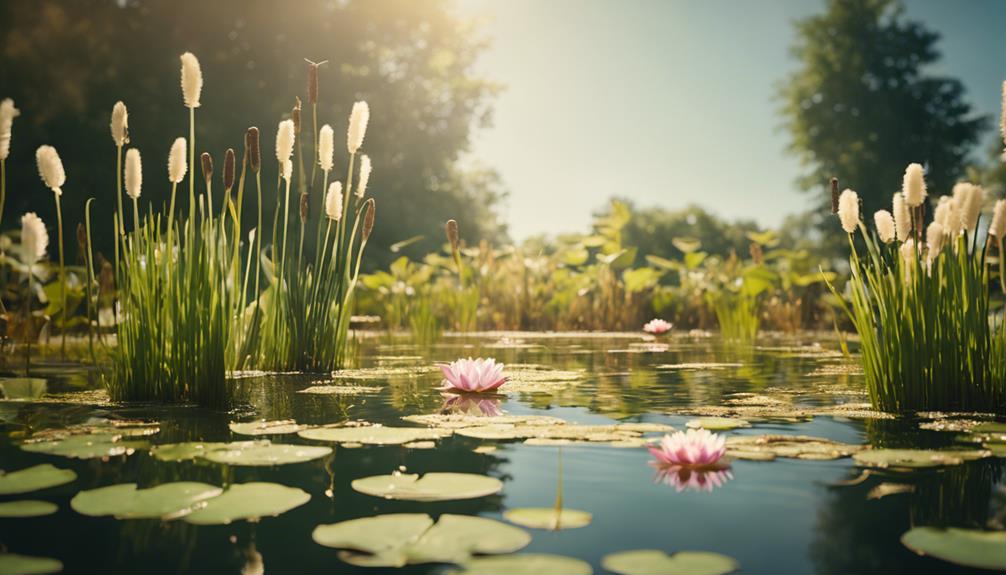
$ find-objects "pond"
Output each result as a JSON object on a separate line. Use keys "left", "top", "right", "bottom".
{"left": 1, "top": 333, "right": 1002, "bottom": 574}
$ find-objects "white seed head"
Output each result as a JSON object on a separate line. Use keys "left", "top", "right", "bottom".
{"left": 111, "top": 101, "right": 129, "bottom": 146}
{"left": 926, "top": 221, "right": 945, "bottom": 260}
{"left": 180, "top": 52, "right": 203, "bottom": 108}
{"left": 990, "top": 199, "right": 1006, "bottom": 239}
{"left": 874, "top": 210, "right": 895, "bottom": 243}
{"left": 0, "top": 98, "right": 21, "bottom": 160}
{"left": 893, "top": 192, "right": 911, "bottom": 242}
{"left": 125, "top": 148, "right": 142, "bottom": 199}
{"left": 168, "top": 137, "right": 187, "bottom": 184}
{"left": 902, "top": 163, "right": 927, "bottom": 207}
{"left": 356, "top": 154, "right": 371, "bottom": 198}
{"left": 325, "top": 181, "right": 343, "bottom": 220}
{"left": 900, "top": 238, "right": 916, "bottom": 265}
{"left": 281, "top": 159, "right": 292, "bottom": 182}
{"left": 837, "top": 189, "right": 859, "bottom": 233}
{"left": 275, "top": 119, "right": 295, "bottom": 164}
{"left": 35, "top": 145, "right": 65, "bottom": 195}
{"left": 960, "top": 183, "right": 984, "bottom": 232}
{"left": 347, "top": 101, "right": 369, "bottom": 154}
{"left": 318, "top": 124, "right": 334, "bottom": 172}
{"left": 20, "top": 212, "right": 49, "bottom": 266}
{"left": 933, "top": 196, "right": 951, "bottom": 227}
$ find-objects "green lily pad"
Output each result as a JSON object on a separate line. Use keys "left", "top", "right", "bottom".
{"left": 298, "top": 426, "right": 451, "bottom": 445}
{"left": 71, "top": 482, "right": 223, "bottom": 519}
{"left": 296, "top": 385, "right": 382, "bottom": 395}
{"left": 184, "top": 482, "right": 309, "bottom": 525}
{"left": 0, "top": 378, "right": 47, "bottom": 400}
{"left": 352, "top": 472, "right": 502, "bottom": 502}
{"left": 853, "top": 449, "right": 988, "bottom": 469}
{"left": 686, "top": 417, "right": 750, "bottom": 431}
{"left": 228, "top": 420, "right": 308, "bottom": 435}
{"left": 313, "top": 513, "right": 530, "bottom": 567}
{"left": 0, "top": 464, "right": 76, "bottom": 495}
{"left": 149, "top": 441, "right": 266, "bottom": 462}
{"left": 503, "top": 507, "right": 592, "bottom": 530}
{"left": 402, "top": 414, "right": 567, "bottom": 429}
{"left": 0, "top": 553, "right": 63, "bottom": 574}
{"left": 901, "top": 527, "right": 1006, "bottom": 570}
{"left": 448, "top": 554, "right": 592, "bottom": 575}
{"left": 725, "top": 435, "right": 862, "bottom": 461}
{"left": 0, "top": 500, "right": 59, "bottom": 518}
{"left": 200, "top": 443, "right": 332, "bottom": 466}
{"left": 20, "top": 434, "right": 149, "bottom": 459}
{"left": 602, "top": 549, "right": 739, "bottom": 575}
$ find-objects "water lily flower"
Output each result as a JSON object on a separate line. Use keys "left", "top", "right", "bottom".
{"left": 643, "top": 318, "right": 672, "bottom": 335}
{"left": 654, "top": 466, "right": 733, "bottom": 493}
{"left": 648, "top": 429, "right": 726, "bottom": 467}
{"left": 438, "top": 357, "right": 507, "bottom": 393}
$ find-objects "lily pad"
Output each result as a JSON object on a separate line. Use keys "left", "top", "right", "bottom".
{"left": 184, "top": 482, "right": 309, "bottom": 525}
{"left": 299, "top": 426, "right": 451, "bottom": 445}
{"left": 149, "top": 441, "right": 266, "bottom": 462}
{"left": 853, "top": 448, "right": 989, "bottom": 469}
{"left": 352, "top": 472, "right": 502, "bottom": 502}
{"left": 686, "top": 417, "right": 750, "bottom": 431}
{"left": 602, "top": 549, "right": 739, "bottom": 575}
{"left": 0, "top": 464, "right": 76, "bottom": 495}
{"left": 901, "top": 527, "right": 1006, "bottom": 570}
{"left": 503, "top": 507, "right": 592, "bottom": 530}
{"left": 313, "top": 513, "right": 530, "bottom": 567}
{"left": 20, "top": 434, "right": 149, "bottom": 459}
{"left": 449, "top": 554, "right": 592, "bottom": 575}
{"left": 71, "top": 482, "right": 223, "bottom": 519}
{"left": 867, "top": 483, "right": 915, "bottom": 500}
{"left": 228, "top": 420, "right": 308, "bottom": 435}
{"left": 0, "top": 553, "right": 63, "bottom": 574}
{"left": 296, "top": 385, "right": 382, "bottom": 395}
{"left": 201, "top": 443, "right": 332, "bottom": 466}
{"left": 0, "top": 500, "right": 59, "bottom": 518}
{"left": 402, "top": 414, "right": 567, "bottom": 429}
{"left": 0, "top": 378, "right": 47, "bottom": 400}
{"left": 726, "top": 435, "right": 862, "bottom": 461}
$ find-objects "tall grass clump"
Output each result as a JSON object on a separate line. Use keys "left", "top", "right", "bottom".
{"left": 830, "top": 168, "right": 1006, "bottom": 413}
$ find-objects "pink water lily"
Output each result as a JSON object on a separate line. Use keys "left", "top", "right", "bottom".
{"left": 648, "top": 429, "right": 726, "bottom": 467}
{"left": 654, "top": 466, "right": 733, "bottom": 493}
{"left": 643, "top": 318, "right": 673, "bottom": 335}
{"left": 438, "top": 357, "right": 508, "bottom": 393}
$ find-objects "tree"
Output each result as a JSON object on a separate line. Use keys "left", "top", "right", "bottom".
{"left": 0, "top": 0, "right": 506, "bottom": 268}
{"left": 780, "top": 0, "right": 987, "bottom": 248}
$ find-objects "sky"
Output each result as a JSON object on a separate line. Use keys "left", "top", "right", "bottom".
{"left": 455, "top": 0, "right": 1006, "bottom": 240}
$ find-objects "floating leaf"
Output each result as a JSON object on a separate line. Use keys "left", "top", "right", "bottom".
{"left": 149, "top": 441, "right": 266, "bottom": 462}
{"left": 656, "top": 363, "right": 741, "bottom": 370}
{"left": 867, "top": 483, "right": 915, "bottom": 500}
{"left": 228, "top": 420, "right": 308, "bottom": 435}
{"left": 448, "top": 554, "right": 592, "bottom": 575}
{"left": 901, "top": 527, "right": 1006, "bottom": 571}
{"left": 71, "top": 482, "right": 222, "bottom": 519}
{"left": 0, "top": 500, "right": 58, "bottom": 518}
{"left": 726, "top": 435, "right": 862, "bottom": 461}
{"left": 602, "top": 549, "right": 739, "bottom": 575}
{"left": 296, "top": 385, "right": 382, "bottom": 395}
{"left": 352, "top": 472, "right": 502, "bottom": 502}
{"left": 0, "top": 553, "right": 63, "bottom": 574}
{"left": 313, "top": 513, "right": 530, "bottom": 567}
{"left": 0, "top": 378, "right": 47, "bottom": 400}
{"left": 299, "top": 426, "right": 450, "bottom": 445}
{"left": 402, "top": 414, "right": 566, "bottom": 429}
{"left": 20, "top": 434, "right": 149, "bottom": 459}
{"left": 0, "top": 464, "right": 76, "bottom": 495}
{"left": 201, "top": 443, "right": 332, "bottom": 466}
{"left": 686, "top": 417, "right": 750, "bottom": 431}
{"left": 503, "top": 507, "right": 592, "bottom": 530}
{"left": 184, "top": 482, "right": 309, "bottom": 525}
{"left": 853, "top": 449, "right": 988, "bottom": 469}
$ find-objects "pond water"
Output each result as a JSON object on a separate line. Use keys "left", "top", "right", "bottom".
{"left": 1, "top": 333, "right": 1002, "bottom": 574}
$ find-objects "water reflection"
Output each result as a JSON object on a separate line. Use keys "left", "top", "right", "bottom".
{"left": 440, "top": 394, "right": 502, "bottom": 416}
{"left": 653, "top": 464, "right": 734, "bottom": 493}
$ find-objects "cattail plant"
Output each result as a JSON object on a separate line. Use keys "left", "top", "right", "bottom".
{"left": 444, "top": 218, "right": 479, "bottom": 331}
{"left": 180, "top": 52, "right": 202, "bottom": 209}
{"left": 830, "top": 164, "right": 1006, "bottom": 413}
{"left": 35, "top": 145, "right": 68, "bottom": 356}
{"left": 20, "top": 212, "right": 48, "bottom": 373}
{"left": 125, "top": 148, "right": 142, "bottom": 232}
{"left": 111, "top": 101, "right": 129, "bottom": 235}
{"left": 1, "top": 99, "right": 20, "bottom": 228}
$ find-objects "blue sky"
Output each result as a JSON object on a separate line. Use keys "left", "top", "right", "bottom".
{"left": 456, "top": 0, "right": 1006, "bottom": 239}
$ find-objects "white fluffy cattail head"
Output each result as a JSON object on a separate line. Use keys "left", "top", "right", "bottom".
{"left": 356, "top": 154, "right": 371, "bottom": 198}
{"left": 281, "top": 159, "right": 292, "bottom": 182}
{"left": 926, "top": 222, "right": 945, "bottom": 260}
{"left": 318, "top": 124, "right": 334, "bottom": 172}
{"left": 990, "top": 199, "right": 1006, "bottom": 239}
{"left": 900, "top": 238, "right": 916, "bottom": 265}
{"left": 933, "top": 196, "right": 950, "bottom": 227}
{"left": 111, "top": 101, "right": 129, "bottom": 147}
{"left": 347, "top": 101, "right": 369, "bottom": 154}
{"left": 874, "top": 210, "right": 895, "bottom": 243}
{"left": 837, "top": 189, "right": 859, "bottom": 233}
{"left": 180, "top": 52, "right": 203, "bottom": 108}
{"left": 20, "top": 212, "right": 48, "bottom": 266}
{"left": 960, "top": 183, "right": 984, "bottom": 232}
{"left": 902, "top": 163, "right": 927, "bottom": 207}
{"left": 168, "top": 137, "right": 187, "bottom": 184}
{"left": 893, "top": 192, "right": 911, "bottom": 242}
{"left": 275, "top": 119, "right": 295, "bottom": 164}
{"left": 325, "top": 181, "right": 343, "bottom": 220}
{"left": 1, "top": 98, "right": 21, "bottom": 160}
{"left": 35, "top": 145, "right": 65, "bottom": 195}
{"left": 125, "top": 148, "right": 142, "bottom": 199}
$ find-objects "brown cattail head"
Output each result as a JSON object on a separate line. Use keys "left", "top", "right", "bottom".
{"left": 830, "top": 177, "right": 839, "bottom": 214}
{"left": 299, "top": 192, "right": 309, "bottom": 224}
{"left": 246, "top": 127, "right": 261, "bottom": 173}
{"left": 292, "top": 97, "right": 302, "bottom": 134}
{"left": 223, "top": 148, "right": 236, "bottom": 191}
{"left": 307, "top": 62, "right": 319, "bottom": 105}
{"left": 362, "top": 198, "right": 376, "bottom": 241}
{"left": 201, "top": 152, "right": 213, "bottom": 186}
{"left": 446, "top": 219, "right": 460, "bottom": 253}
{"left": 76, "top": 222, "right": 88, "bottom": 259}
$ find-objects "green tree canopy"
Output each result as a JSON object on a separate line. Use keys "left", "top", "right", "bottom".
{"left": 0, "top": 0, "right": 506, "bottom": 267}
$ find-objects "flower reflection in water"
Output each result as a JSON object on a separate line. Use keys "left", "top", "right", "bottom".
{"left": 653, "top": 465, "right": 733, "bottom": 493}
{"left": 648, "top": 429, "right": 732, "bottom": 493}
{"left": 440, "top": 393, "right": 503, "bottom": 416}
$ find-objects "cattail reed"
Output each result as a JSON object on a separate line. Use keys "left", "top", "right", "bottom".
{"left": 246, "top": 127, "right": 261, "bottom": 173}
{"left": 180, "top": 52, "right": 203, "bottom": 210}
{"left": 0, "top": 98, "right": 18, "bottom": 161}
{"left": 347, "top": 101, "right": 369, "bottom": 154}
{"left": 830, "top": 177, "right": 839, "bottom": 214}
{"left": 837, "top": 189, "right": 859, "bottom": 233}
{"left": 357, "top": 155, "right": 372, "bottom": 199}
{"left": 292, "top": 98, "right": 302, "bottom": 134}
{"left": 168, "top": 138, "right": 187, "bottom": 184}
{"left": 125, "top": 148, "right": 142, "bottom": 232}
{"left": 36, "top": 145, "right": 68, "bottom": 355}
{"left": 362, "top": 198, "right": 376, "bottom": 241}
{"left": 276, "top": 119, "right": 295, "bottom": 165}
{"left": 325, "top": 182, "right": 343, "bottom": 221}
{"left": 307, "top": 60, "right": 320, "bottom": 105}
{"left": 111, "top": 101, "right": 129, "bottom": 146}
{"left": 318, "top": 125, "right": 334, "bottom": 173}
{"left": 20, "top": 212, "right": 48, "bottom": 373}
{"left": 223, "top": 148, "right": 236, "bottom": 192}
{"left": 201, "top": 152, "right": 214, "bottom": 190}
{"left": 874, "top": 210, "right": 895, "bottom": 243}
{"left": 299, "top": 192, "right": 309, "bottom": 224}
{"left": 893, "top": 192, "right": 911, "bottom": 242}
{"left": 902, "top": 163, "right": 926, "bottom": 208}
{"left": 446, "top": 219, "right": 460, "bottom": 253}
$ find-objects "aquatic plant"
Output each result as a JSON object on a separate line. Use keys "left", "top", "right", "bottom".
{"left": 653, "top": 466, "right": 733, "bottom": 493}
{"left": 19, "top": 212, "right": 48, "bottom": 372}
{"left": 642, "top": 318, "right": 672, "bottom": 334}
{"left": 34, "top": 145, "right": 68, "bottom": 356}
{"left": 0, "top": 98, "right": 20, "bottom": 227}
{"left": 831, "top": 166, "right": 1006, "bottom": 413}
{"left": 438, "top": 357, "right": 507, "bottom": 393}
{"left": 648, "top": 429, "right": 726, "bottom": 467}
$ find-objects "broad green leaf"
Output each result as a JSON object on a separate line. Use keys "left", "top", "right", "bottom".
{"left": 71, "top": 482, "right": 222, "bottom": 519}
{"left": 0, "top": 378, "right": 47, "bottom": 400}
{"left": 351, "top": 472, "right": 502, "bottom": 502}
{"left": 901, "top": 527, "right": 1006, "bottom": 571}
{"left": 20, "top": 434, "right": 149, "bottom": 459}
{"left": 228, "top": 420, "right": 308, "bottom": 436}
{"left": 200, "top": 443, "right": 331, "bottom": 466}
{"left": 0, "top": 553, "right": 63, "bottom": 575}
{"left": 298, "top": 426, "right": 450, "bottom": 445}
{"left": 602, "top": 549, "right": 739, "bottom": 575}
{"left": 184, "top": 482, "right": 309, "bottom": 525}
{"left": 503, "top": 507, "right": 592, "bottom": 530}
{"left": 0, "top": 500, "right": 59, "bottom": 518}
{"left": 449, "top": 554, "right": 592, "bottom": 575}
{"left": 686, "top": 417, "right": 750, "bottom": 431}
{"left": 853, "top": 448, "right": 988, "bottom": 469}
{"left": 0, "top": 464, "right": 76, "bottom": 495}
